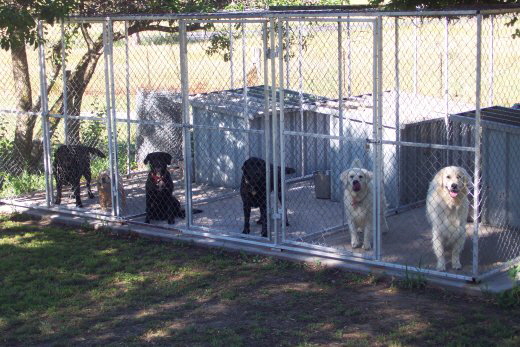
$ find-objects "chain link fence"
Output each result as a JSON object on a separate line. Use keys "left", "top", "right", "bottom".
{"left": 1, "top": 9, "right": 519, "bottom": 282}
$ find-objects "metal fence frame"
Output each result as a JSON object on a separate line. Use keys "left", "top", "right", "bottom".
{"left": 2, "top": 8, "right": 520, "bottom": 284}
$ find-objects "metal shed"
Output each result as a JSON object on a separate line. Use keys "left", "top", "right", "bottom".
{"left": 400, "top": 106, "right": 520, "bottom": 229}
{"left": 135, "top": 90, "right": 184, "bottom": 165}
{"left": 190, "top": 86, "right": 399, "bottom": 206}
{"left": 190, "top": 86, "right": 331, "bottom": 188}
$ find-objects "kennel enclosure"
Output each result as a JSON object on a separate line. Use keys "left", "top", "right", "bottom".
{"left": 1, "top": 7, "right": 520, "bottom": 283}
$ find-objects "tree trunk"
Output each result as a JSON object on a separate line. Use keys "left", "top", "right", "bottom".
{"left": 11, "top": 45, "right": 38, "bottom": 171}
{"left": 12, "top": 22, "right": 187, "bottom": 171}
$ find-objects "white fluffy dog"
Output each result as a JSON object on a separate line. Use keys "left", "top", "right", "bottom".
{"left": 340, "top": 159, "right": 387, "bottom": 250}
{"left": 426, "top": 166, "right": 470, "bottom": 271}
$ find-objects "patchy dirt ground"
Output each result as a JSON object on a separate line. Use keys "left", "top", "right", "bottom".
{"left": 0, "top": 213, "right": 519, "bottom": 346}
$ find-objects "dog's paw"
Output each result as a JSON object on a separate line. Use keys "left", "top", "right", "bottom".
{"left": 242, "top": 228, "right": 251, "bottom": 234}
{"left": 452, "top": 260, "right": 462, "bottom": 270}
{"left": 351, "top": 241, "right": 362, "bottom": 249}
{"left": 256, "top": 219, "right": 262, "bottom": 225}
{"left": 363, "top": 243, "right": 372, "bottom": 251}
{"left": 88, "top": 192, "right": 95, "bottom": 199}
{"left": 436, "top": 262, "right": 446, "bottom": 271}
{"left": 76, "top": 203, "right": 83, "bottom": 208}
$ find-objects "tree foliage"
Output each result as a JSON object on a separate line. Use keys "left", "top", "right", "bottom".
{"left": 370, "top": 0, "right": 519, "bottom": 10}
{"left": 370, "top": 0, "right": 520, "bottom": 38}
{"left": 1, "top": 0, "right": 234, "bottom": 171}
{"left": 0, "top": 1, "right": 74, "bottom": 50}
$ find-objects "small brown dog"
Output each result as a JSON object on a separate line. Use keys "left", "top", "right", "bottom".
{"left": 97, "top": 171, "right": 127, "bottom": 211}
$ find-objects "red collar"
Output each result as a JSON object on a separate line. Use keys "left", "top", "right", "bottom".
{"left": 151, "top": 173, "right": 163, "bottom": 183}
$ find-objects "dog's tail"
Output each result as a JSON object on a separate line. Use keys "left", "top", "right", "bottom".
{"left": 83, "top": 146, "right": 106, "bottom": 158}
{"left": 178, "top": 207, "right": 203, "bottom": 218}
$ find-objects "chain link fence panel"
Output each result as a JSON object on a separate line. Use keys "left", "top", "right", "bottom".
{"left": 1, "top": 10, "right": 519, "bottom": 281}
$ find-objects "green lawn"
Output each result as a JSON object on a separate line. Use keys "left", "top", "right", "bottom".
{"left": 0, "top": 213, "right": 519, "bottom": 346}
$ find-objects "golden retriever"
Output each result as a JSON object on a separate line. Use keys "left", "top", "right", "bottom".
{"left": 426, "top": 166, "right": 470, "bottom": 271}
{"left": 97, "top": 171, "right": 127, "bottom": 212}
{"left": 340, "top": 159, "right": 388, "bottom": 250}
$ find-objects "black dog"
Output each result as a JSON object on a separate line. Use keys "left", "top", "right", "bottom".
{"left": 240, "top": 157, "right": 296, "bottom": 237}
{"left": 144, "top": 152, "right": 185, "bottom": 224}
{"left": 53, "top": 144, "right": 106, "bottom": 207}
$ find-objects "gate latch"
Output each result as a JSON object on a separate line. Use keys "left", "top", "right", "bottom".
{"left": 366, "top": 138, "right": 381, "bottom": 144}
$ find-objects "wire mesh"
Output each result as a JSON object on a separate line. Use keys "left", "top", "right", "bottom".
{"left": 278, "top": 18, "right": 377, "bottom": 257}
{"left": 1, "top": 11, "right": 520, "bottom": 280}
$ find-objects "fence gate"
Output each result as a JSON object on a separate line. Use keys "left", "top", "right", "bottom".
{"left": 181, "top": 18, "right": 276, "bottom": 242}
{"left": 276, "top": 17, "right": 383, "bottom": 260}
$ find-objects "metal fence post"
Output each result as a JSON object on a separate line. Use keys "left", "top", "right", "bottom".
{"left": 285, "top": 20, "right": 290, "bottom": 89}
{"left": 270, "top": 17, "right": 278, "bottom": 244}
{"left": 413, "top": 17, "right": 419, "bottom": 96}
{"left": 346, "top": 15, "right": 352, "bottom": 97}
{"left": 375, "top": 16, "right": 384, "bottom": 260}
{"left": 61, "top": 20, "right": 69, "bottom": 145}
{"left": 125, "top": 21, "right": 132, "bottom": 176}
{"left": 473, "top": 14, "right": 483, "bottom": 278}
{"left": 38, "top": 21, "right": 53, "bottom": 207}
{"left": 338, "top": 18, "right": 345, "bottom": 230}
{"left": 262, "top": 21, "right": 271, "bottom": 240}
{"left": 278, "top": 18, "right": 286, "bottom": 245}
{"left": 179, "top": 19, "right": 193, "bottom": 228}
{"left": 108, "top": 19, "right": 121, "bottom": 217}
{"left": 444, "top": 17, "right": 452, "bottom": 165}
{"left": 394, "top": 17, "right": 401, "bottom": 215}
{"left": 229, "top": 23, "right": 234, "bottom": 90}
{"left": 242, "top": 23, "right": 249, "bottom": 118}
{"left": 102, "top": 18, "right": 119, "bottom": 217}
{"left": 297, "top": 19, "right": 305, "bottom": 182}
{"left": 488, "top": 15, "right": 494, "bottom": 106}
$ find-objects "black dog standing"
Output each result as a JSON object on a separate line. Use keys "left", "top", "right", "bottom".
{"left": 53, "top": 144, "right": 106, "bottom": 207}
{"left": 240, "top": 157, "right": 296, "bottom": 237}
{"left": 144, "top": 152, "right": 185, "bottom": 224}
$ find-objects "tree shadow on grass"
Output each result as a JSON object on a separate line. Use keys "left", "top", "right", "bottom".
{"left": 0, "top": 215, "right": 519, "bottom": 346}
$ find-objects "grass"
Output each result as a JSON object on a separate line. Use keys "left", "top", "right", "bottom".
{"left": 0, "top": 171, "right": 46, "bottom": 199}
{"left": 1, "top": 213, "right": 520, "bottom": 346}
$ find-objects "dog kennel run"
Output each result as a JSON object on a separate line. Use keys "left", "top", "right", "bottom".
{"left": 1, "top": 7, "right": 520, "bottom": 284}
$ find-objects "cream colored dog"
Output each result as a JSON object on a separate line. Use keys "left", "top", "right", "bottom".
{"left": 426, "top": 166, "right": 470, "bottom": 271}
{"left": 97, "top": 171, "right": 127, "bottom": 211}
{"left": 340, "top": 159, "right": 388, "bottom": 250}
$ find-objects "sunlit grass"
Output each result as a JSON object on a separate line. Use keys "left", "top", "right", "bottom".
{"left": 0, "top": 213, "right": 519, "bottom": 345}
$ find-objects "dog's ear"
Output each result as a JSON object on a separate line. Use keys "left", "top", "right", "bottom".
{"left": 340, "top": 170, "right": 350, "bottom": 185}
{"left": 144, "top": 153, "right": 151, "bottom": 165}
{"left": 433, "top": 167, "right": 445, "bottom": 188}
{"left": 459, "top": 167, "right": 471, "bottom": 191}
{"left": 364, "top": 169, "right": 373, "bottom": 182}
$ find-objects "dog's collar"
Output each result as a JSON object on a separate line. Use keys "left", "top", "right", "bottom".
{"left": 151, "top": 172, "right": 163, "bottom": 182}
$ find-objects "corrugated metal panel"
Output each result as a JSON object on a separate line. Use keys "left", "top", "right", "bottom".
{"left": 401, "top": 106, "right": 520, "bottom": 229}
{"left": 135, "top": 90, "right": 184, "bottom": 165}
{"left": 189, "top": 86, "right": 400, "bottom": 209}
